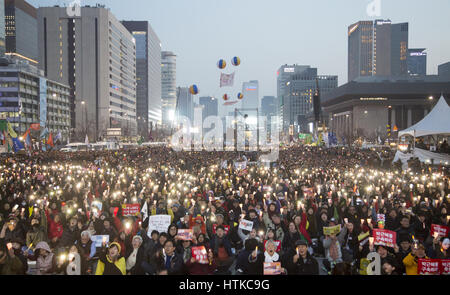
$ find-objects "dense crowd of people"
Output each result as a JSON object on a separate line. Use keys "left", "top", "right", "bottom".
{"left": 0, "top": 146, "right": 448, "bottom": 275}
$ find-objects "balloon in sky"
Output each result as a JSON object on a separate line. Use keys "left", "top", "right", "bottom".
{"left": 231, "top": 56, "right": 241, "bottom": 66}
{"left": 217, "top": 59, "right": 226, "bottom": 69}
{"left": 189, "top": 84, "right": 199, "bottom": 95}
{"left": 237, "top": 92, "right": 244, "bottom": 99}
{"left": 222, "top": 94, "right": 229, "bottom": 101}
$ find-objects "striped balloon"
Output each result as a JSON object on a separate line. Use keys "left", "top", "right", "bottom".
{"left": 237, "top": 92, "right": 244, "bottom": 99}
{"left": 222, "top": 94, "right": 229, "bottom": 101}
{"left": 217, "top": 59, "right": 226, "bottom": 69}
{"left": 189, "top": 84, "right": 199, "bottom": 95}
{"left": 231, "top": 56, "right": 241, "bottom": 66}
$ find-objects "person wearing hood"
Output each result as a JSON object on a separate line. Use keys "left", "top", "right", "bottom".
{"left": 95, "top": 241, "right": 126, "bottom": 275}
{"left": 28, "top": 241, "right": 56, "bottom": 275}
{"left": 288, "top": 240, "right": 319, "bottom": 275}
{"left": 26, "top": 211, "right": 48, "bottom": 251}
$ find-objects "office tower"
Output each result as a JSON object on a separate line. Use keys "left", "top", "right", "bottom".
{"left": 0, "top": 0, "right": 5, "bottom": 56}
{"left": 0, "top": 58, "right": 71, "bottom": 140}
{"left": 348, "top": 20, "right": 408, "bottom": 81}
{"left": 199, "top": 96, "right": 218, "bottom": 134}
{"left": 5, "top": 0, "right": 38, "bottom": 63}
{"left": 161, "top": 51, "right": 176, "bottom": 127}
{"left": 122, "top": 21, "right": 161, "bottom": 139}
{"left": 261, "top": 95, "right": 277, "bottom": 136}
{"left": 241, "top": 80, "right": 259, "bottom": 110}
{"left": 281, "top": 66, "right": 337, "bottom": 132}
{"left": 37, "top": 5, "right": 137, "bottom": 141}
{"left": 407, "top": 49, "right": 427, "bottom": 76}
{"left": 348, "top": 21, "right": 374, "bottom": 82}
{"left": 439, "top": 62, "right": 450, "bottom": 79}
{"left": 176, "top": 87, "right": 194, "bottom": 123}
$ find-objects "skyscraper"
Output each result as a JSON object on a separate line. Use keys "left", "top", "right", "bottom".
{"left": 241, "top": 80, "right": 259, "bottom": 110}
{"left": 5, "top": 0, "right": 38, "bottom": 64}
{"left": 122, "top": 21, "right": 161, "bottom": 139}
{"left": 37, "top": 5, "right": 137, "bottom": 141}
{"left": 199, "top": 96, "right": 218, "bottom": 134}
{"left": 161, "top": 51, "right": 176, "bottom": 127}
{"left": 281, "top": 66, "right": 337, "bottom": 132}
{"left": 261, "top": 95, "right": 277, "bottom": 137}
{"left": 0, "top": 0, "right": 5, "bottom": 56}
{"left": 407, "top": 48, "right": 427, "bottom": 76}
{"left": 176, "top": 87, "right": 193, "bottom": 123}
{"left": 348, "top": 20, "right": 408, "bottom": 81}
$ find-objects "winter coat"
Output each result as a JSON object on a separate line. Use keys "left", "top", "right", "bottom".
{"left": 33, "top": 241, "right": 56, "bottom": 275}
{"left": 59, "top": 226, "right": 80, "bottom": 248}
{"left": 290, "top": 251, "right": 319, "bottom": 275}
{"left": 95, "top": 252, "right": 126, "bottom": 275}
{"left": 185, "top": 257, "right": 217, "bottom": 275}
{"left": 47, "top": 215, "right": 63, "bottom": 240}
{"left": 403, "top": 252, "right": 429, "bottom": 275}
{"left": 262, "top": 212, "right": 286, "bottom": 242}
{"left": 0, "top": 254, "right": 24, "bottom": 275}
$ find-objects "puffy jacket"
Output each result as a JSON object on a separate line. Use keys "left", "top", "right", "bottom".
{"left": 403, "top": 252, "right": 429, "bottom": 275}
{"left": 291, "top": 252, "right": 319, "bottom": 275}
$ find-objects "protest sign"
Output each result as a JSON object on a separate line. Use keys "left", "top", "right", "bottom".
{"left": 263, "top": 185, "right": 271, "bottom": 192}
{"left": 213, "top": 224, "right": 230, "bottom": 235}
{"left": 264, "top": 240, "right": 281, "bottom": 252}
{"left": 91, "top": 235, "right": 109, "bottom": 247}
{"left": 122, "top": 204, "right": 140, "bottom": 216}
{"left": 177, "top": 229, "right": 193, "bottom": 241}
{"left": 418, "top": 259, "right": 440, "bottom": 275}
{"left": 323, "top": 224, "right": 341, "bottom": 236}
{"left": 147, "top": 215, "right": 171, "bottom": 237}
{"left": 373, "top": 229, "right": 396, "bottom": 248}
{"left": 191, "top": 246, "right": 208, "bottom": 264}
{"left": 440, "top": 259, "right": 450, "bottom": 275}
{"left": 358, "top": 231, "right": 370, "bottom": 244}
{"left": 263, "top": 262, "right": 282, "bottom": 275}
{"left": 239, "top": 219, "right": 254, "bottom": 232}
{"left": 430, "top": 224, "right": 449, "bottom": 238}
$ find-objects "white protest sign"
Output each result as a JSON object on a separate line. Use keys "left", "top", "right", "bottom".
{"left": 147, "top": 214, "right": 171, "bottom": 237}
{"left": 239, "top": 219, "right": 254, "bottom": 231}
{"left": 91, "top": 235, "right": 109, "bottom": 247}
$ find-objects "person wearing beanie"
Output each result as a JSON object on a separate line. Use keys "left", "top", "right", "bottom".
{"left": 95, "top": 242, "right": 126, "bottom": 275}
{"left": 288, "top": 240, "right": 319, "bottom": 275}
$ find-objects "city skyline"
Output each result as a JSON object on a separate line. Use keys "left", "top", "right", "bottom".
{"left": 28, "top": 0, "right": 450, "bottom": 99}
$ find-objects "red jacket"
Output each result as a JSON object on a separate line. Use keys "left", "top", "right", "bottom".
{"left": 46, "top": 212, "right": 63, "bottom": 239}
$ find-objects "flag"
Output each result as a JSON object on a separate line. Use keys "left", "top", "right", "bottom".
{"left": 7, "top": 122, "right": 17, "bottom": 138}
{"left": 85, "top": 134, "right": 89, "bottom": 145}
{"left": 40, "top": 128, "right": 49, "bottom": 139}
{"left": 23, "top": 129, "right": 32, "bottom": 149}
{"left": 47, "top": 132, "right": 54, "bottom": 147}
{"left": 12, "top": 137, "right": 24, "bottom": 153}
{"left": 141, "top": 201, "right": 148, "bottom": 221}
{"left": 55, "top": 131, "right": 62, "bottom": 141}
{"left": 30, "top": 123, "right": 40, "bottom": 130}
{"left": 223, "top": 101, "right": 239, "bottom": 106}
{"left": 220, "top": 72, "right": 235, "bottom": 87}
{"left": 0, "top": 120, "right": 7, "bottom": 133}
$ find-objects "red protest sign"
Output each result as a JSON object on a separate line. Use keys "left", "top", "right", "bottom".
{"left": 122, "top": 204, "right": 140, "bottom": 216}
{"left": 373, "top": 229, "right": 396, "bottom": 248}
{"left": 418, "top": 259, "right": 440, "bottom": 275}
{"left": 177, "top": 229, "right": 193, "bottom": 241}
{"left": 212, "top": 224, "right": 230, "bottom": 235}
{"left": 430, "top": 224, "right": 449, "bottom": 238}
{"left": 264, "top": 240, "right": 281, "bottom": 252}
{"left": 440, "top": 259, "right": 450, "bottom": 275}
{"left": 191, "top": 246, "right": 208, "bottom": 264}
{"left": 263, "top": 262, "right": 282, "bottom": 275}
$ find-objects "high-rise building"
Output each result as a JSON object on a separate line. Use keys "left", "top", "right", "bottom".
{"left": 281, "top": 66, "right": 337, "bottom": 132}
{"left": 0, "top": 0, "right": 5, "bottom": 56}
{"left": 261, "top": 95, "right": 277, "bottom": 136}
{"left": 241, "top": 80, "right": 259, "bottom": 110}
{"left": 0, "top": 58, "right": 71, "bottom": 140}
{"left": 348, "top": 20, "right": 408, "bottom": 81}
{"left": 407, "top": 48, "right": 427, "bottom": 76}
{"left": 161, "top": 51, "right": 176, "bottom": 127}
{"left": 5, "top": 0, "right": 38, "bottom": 64}
{"left": 122, "top": 21, "right": 161, "bottom": 139}
{"left": 348, "top": 21, "right": 374, "bottom": 82}
{"left": 199, "top": 96, "right": 218, "bottom": 134}
{"left": 439, "top": 62, "right": 450, "bottom": 79}
{"left": 176, "top": 87, "right": 194, "bottom": 123}
{"left": 37, "top": 5, "right": 137, "bottom": 141}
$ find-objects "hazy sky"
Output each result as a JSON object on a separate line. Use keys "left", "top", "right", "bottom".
{"left": 29, "top": 0, "right": 450, "bottom": 103}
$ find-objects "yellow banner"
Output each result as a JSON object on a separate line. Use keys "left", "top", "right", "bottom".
{"left": 323, "top": 224, "right": 341, "bottom": 236}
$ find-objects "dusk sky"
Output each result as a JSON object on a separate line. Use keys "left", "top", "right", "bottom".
{"left": 29, "top": 0, "right": 450, "bottom": 105}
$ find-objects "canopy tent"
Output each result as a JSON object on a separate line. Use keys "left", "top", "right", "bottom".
{"left": 393, "top": 148, "right": 450, "bottom": 169}
{"left": 398, "top": 95, "right": 450, "bottom": 137}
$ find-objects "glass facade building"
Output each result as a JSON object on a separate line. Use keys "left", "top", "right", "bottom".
{"left": 407, "top": 48, "right": 427, "bottom": 76}
{"left": 161, "top": 51, "right": 176, "bottom": 127}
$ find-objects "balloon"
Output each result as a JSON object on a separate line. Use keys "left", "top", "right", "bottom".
{"left": 237, "top": 92, "right": 244, "bottom": 99}
{"left": 222, "top": 94, "right": 229, "bottom": 101}
{"left": 189, "top": 85, "right": 199, "bottom": 95}
{"left": 217, "top": 59, "right": 226, "bottom": 69}
{"left": 231, "top": 56, "right": 241, "bottom": 66}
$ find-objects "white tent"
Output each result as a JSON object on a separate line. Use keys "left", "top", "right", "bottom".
{"left": 398, "top": 95, "right": 450, "bottom": 137}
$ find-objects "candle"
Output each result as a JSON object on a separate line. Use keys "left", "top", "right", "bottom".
{"left": 344, "top": 218, "right": 348, "bottom": 224}
{"left": 360, "top": 219, "right": 364, "bottom": 225}
{"left": 367, "top": 218, "right": 371, "bottom": 224}
{"left": 369, "top": 237, "right": 374, "bottom": 245}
